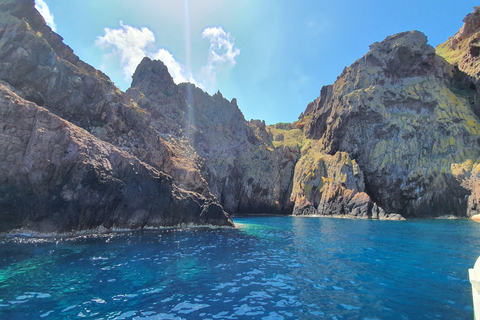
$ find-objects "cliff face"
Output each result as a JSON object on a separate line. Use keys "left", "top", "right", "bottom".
{"left": 303, "top": 31, "right": 480, "bottom": 218}
{"left": 128, "top": 58, "right": 298, "bottom": 214}
{"left": 2, "top": 0, "right": 480, "bottom": 229}
{"left": 436, "top": 6, "right": 480, "bottom": 81}
{"left": 0, "top": 0, "right": 233, "bottom": 233}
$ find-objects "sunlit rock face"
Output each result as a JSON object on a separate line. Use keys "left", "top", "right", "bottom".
{"left": 290, "top": 148, "right": 404, "bottom": 220}
{"left": 0, "top": 0, "right": 233, "bottom": 233}
{"left": 436, "top": 7, "right": 480, "bottom": 217}
{"left": 303, "top": 31, "right": 480, "bottom": 218}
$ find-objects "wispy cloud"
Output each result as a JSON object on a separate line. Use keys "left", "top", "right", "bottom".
{"left": 200, "top": 27, "right": 240, "bottom": 85}
{"left": 95, "top": 22, "right": 240, "bottom": 90}
{"left": 35, "top": 0, "right": 57, "bottom": 32}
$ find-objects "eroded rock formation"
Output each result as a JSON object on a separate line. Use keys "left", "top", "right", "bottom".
{"left": 302, "top": 31, "right": 480, "bottom": 218}
{"left": 0, "top": 0, "right": 233, "bottom": 234}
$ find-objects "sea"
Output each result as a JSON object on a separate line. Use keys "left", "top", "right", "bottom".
{"left": 1, "top": 216, "right": 480, "bottom": 320}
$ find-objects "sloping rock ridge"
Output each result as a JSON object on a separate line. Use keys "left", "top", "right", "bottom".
{"left": 0, "top": 0, "right": 233, "bottom": 233}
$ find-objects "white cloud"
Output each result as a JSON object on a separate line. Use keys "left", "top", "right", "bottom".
{"left": 151, "top": 48, "right": 197, "bottom": 85}
{"left": 95, "top": 21, "right": 196, "bottom": 86}
{"left": 95, "top": 22, "right": 239, "bottom": 90}
{"left": 95, "top": 21, "right": 155, "bottom": 82}
{"left": 35, "top": 0, "right": 57, "bottom": 32}
{"left": 200, "top": 27, "right": 240, "bottom": 84}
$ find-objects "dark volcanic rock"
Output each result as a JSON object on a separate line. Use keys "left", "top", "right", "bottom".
{"left": 128, "top": 58, "right": 299, "bottom": 215}
{"left": 0, "top": 83, "right": 233, "bottom": 234}
{"left": 0, "top": 0, "right": 233, "bottom": 233}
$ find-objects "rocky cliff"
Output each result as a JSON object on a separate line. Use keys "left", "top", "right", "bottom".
{"left": 128, "top": 58, "right": 299, "bottom": 214}
{"left": 302, "top": 30, "right": 480, "bottom": 218}
{"left": 436, "top": 6, "right": 480, "bottom": 218}
{"left": 2, "top": 0, "right": 480, "bottom": 230}
{"left": 0, "top": 0, "right": 233, "bottom": 234}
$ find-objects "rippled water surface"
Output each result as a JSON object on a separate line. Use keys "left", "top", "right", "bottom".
{"left": 1, "top": 217, "right": 480, "bottom": 319}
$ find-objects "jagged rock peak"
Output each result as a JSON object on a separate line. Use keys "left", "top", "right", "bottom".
{"left": 130, "top": 57, "right": 178, "bottom": 96}
{"left": 362, "top": 31, "right": 450, "bottom": 81}
{"left": 458, "top": 6, "right": 480, "bottom": 39}
{"left": 436, "top": 7, "right": 480, "bottom": 81}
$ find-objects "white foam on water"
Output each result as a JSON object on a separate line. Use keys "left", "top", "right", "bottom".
{"left": 92, "top": 298, "right": 106, "bottom": 304}
{"left": 40, "top": 310, "right": 54, "bottom": 317}
{"left": 340, "top": 304, "right": 361, "bottom": 310}
{"left": 61, "top": 305, "right": 78, "bottom": 312}
{"left": 161, "top": 297, "right": 173, "bottom": 303}
{"left": 333, "top": 286, "right": 344, "bottom": 291}
{"left": 262, "top": 311, "right": 284, "bottom": 319}
{"left": 108, "top": 279, "right": 116, "bottom": 282}
{"left": 228, "top": 287, "right": 240, "bottom": 293}
{"left": 171, "top": 301, "right": 209, "bottom": 314}
{"left": 91, "top": 256, "right": 108, "bottom": 261}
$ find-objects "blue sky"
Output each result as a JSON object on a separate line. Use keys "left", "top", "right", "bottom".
{"left": 37, "top": 0, "right": 478, "bottom": 125}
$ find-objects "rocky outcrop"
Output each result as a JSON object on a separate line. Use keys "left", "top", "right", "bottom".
{"left": 0, "top": 0, "right": 233, "bottom": 233}
{"left": 436, "top": 6, "right": 480, "bottom": 80}
{"left": 290, "top": 147, "right": 403, "bottom": 220}
{"left": 128, "top": 58, "right": 299, "bottom": 214}
{"left": 303, "top": 31, "right": 480, "bottom": 218}
{"left": 0, "top": 83, "right": 233, "bottom": 234}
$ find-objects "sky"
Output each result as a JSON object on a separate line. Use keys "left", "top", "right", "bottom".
{"left": 36, "top": 0, "right": 479, "bottom": 125}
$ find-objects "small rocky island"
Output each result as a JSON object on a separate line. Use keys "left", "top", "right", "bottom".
{"left": 1, "top": 0, "right": 480, "bottom": 234}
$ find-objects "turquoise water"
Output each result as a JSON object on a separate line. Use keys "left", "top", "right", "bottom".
{"left": 1, "top": 217, "right": 480, "bottom": 319}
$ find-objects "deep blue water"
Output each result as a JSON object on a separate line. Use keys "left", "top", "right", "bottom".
{"left": 1, "top": 217, "right": 480, "bottom": 319}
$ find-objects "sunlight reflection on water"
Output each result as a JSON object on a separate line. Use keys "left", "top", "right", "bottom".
{"left": 0, "top": 217, "right": 479, "bottom": 319}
